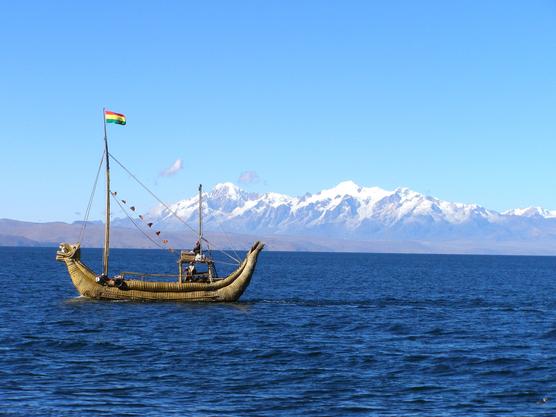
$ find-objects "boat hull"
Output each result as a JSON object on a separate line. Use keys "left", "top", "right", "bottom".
{"left": 56, "top": 242, "right": 264, "bottom": 302}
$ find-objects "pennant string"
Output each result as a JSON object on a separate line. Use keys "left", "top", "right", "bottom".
{"left": 109, "top": 152, "right": 241, "bottom": 265}
{"left": 111, "top": 190, "right": 175, "bottom": 250}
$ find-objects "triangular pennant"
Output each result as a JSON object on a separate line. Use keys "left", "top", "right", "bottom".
{"left": 121, "top": 200, "right": 126, "bottom": 204}
{"left": 147, "top": 223, "right": 153, "bottom": 227}
{"left": 139, "top": 215, "right": 144, "bottom": 220}
{"left": 156, "top": 231, "right": 161, "bottom": 236}
{"left": 130, "top": 206, "right": 136, "bottom": 211}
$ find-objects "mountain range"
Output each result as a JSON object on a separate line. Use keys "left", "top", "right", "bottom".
{"left": 133, "top": 180, "right": 556, "bottom": 241}
{"left": 3, "top": 181, "right": 556, "bottom": 255}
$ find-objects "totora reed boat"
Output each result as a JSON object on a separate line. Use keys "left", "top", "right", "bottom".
{"left": 56, "top": 108, "right": 264, "bottom": 301}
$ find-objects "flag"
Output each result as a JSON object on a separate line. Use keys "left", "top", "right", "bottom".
{"left": 105, "top": 110, "right": 126, "bottom": 125}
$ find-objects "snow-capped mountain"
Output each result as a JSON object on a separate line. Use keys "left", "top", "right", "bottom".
{"left": 135, "top": 181, "right": 556, "bottom": 242}
{"left": 503, "top": 207, "right": 556, "bottom": 219}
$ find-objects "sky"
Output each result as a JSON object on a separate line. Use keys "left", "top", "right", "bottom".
{"left": 0, "top": 1, "right": 555, "bottom": 222}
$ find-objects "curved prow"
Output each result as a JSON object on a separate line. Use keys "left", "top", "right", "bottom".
{"left": 215, "top": 241, "right": 265, "bottom": 301}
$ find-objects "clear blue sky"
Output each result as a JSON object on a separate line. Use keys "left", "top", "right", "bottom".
{"left": 0, "top": 1, "right": 555, "bottom": 222}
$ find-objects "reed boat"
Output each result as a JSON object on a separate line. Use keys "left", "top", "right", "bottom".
{"left": 56, "top": 108, "right": 263, "bottom": 301}
{"left": 56, "top": 241, "right": 264, "bottom": 301}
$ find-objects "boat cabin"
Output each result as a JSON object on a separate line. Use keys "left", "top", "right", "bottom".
{"left": 177, "top": 250, "right": 218, "bottom": 283}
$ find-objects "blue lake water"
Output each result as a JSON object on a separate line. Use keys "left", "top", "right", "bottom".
{"left": 1, "top": 247, "right": 556, "bottom": 416}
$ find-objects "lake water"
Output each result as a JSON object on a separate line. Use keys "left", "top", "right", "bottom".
{"left": 1, "top": 247, "right": 555, "bottom": 416}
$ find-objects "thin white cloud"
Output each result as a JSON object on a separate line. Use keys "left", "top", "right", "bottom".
{"left": 160, "top": 159, "right": 183, "bottom": 177}
{"left": 238, "top": 170, "right": 260, "bottom": 184}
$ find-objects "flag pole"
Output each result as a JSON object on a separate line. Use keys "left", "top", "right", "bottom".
{"left": 198, "top": 184, "right": 203, "bottom": 257}
{"left": 102, "top": 107, "right": 111, "bottom": 276}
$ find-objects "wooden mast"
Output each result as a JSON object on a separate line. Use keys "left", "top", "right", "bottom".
{"left": 198, "top": 184, "right": 203, "bottom": 257}
{"left": 102, "top": 108, "right": 111, "bottom": 276}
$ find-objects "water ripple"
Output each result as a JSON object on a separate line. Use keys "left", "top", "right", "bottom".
{"left": 1, "top": 248, "right": 556, "bottom": 416}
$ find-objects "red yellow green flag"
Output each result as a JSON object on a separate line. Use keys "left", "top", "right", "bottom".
{"left": 104, "top": 110, "right": 126, "bottom": 125}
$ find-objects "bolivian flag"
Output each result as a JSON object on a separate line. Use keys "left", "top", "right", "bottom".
{"left": 104, "top": 110, "right": 126, "bottom": 125}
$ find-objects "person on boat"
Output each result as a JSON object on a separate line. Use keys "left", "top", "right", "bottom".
{"left": 193, "top": 240, "right": 201, "bottom": 255}
{"left": 186, "top": 262, "right": 196, "bottom": 280}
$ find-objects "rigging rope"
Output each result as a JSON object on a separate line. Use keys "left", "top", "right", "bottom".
{"left": 112, "top": 194, "right": 165, "bottom": 250}
{"left": 215, "top": 221, "right": 241, "bottom": 263}
{"left": 199, "top": 199, "right": 241, "bottom": 263}
{"left": 109, "top": 152, "right": 241, "bottom": 264}
{"left": 213, "top": 260, "right": 243, "bottom": 266}
{"left": 78, "top": 150, "right": 105, "bottom": 243}
{"left": 109, "top": 152, "right": 198, "bottom": 235}
{"left": 112, "top": 190, "right": 175, "bottom": 252}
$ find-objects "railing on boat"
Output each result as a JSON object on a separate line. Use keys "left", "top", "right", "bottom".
{"left": 120, "top": 271, "right": 217, "bottom": 282}
{"left": 120, "top": 271, "right": 179, "bottom": 281}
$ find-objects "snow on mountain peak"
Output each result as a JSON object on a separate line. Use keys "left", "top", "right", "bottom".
{"left": 210, "top": 182, "right": 261, "bottom": 204}
{"left": 140, "top": 181, "right": 556, "bottom": 241}
{"left": 311, "top": 181, "right": 391, "bottom": 201}
{"left": 394, "top": 187, "right": 411, "bottom": 195}
{"left": 332, "top": 180, "right": 361, "bottom": 194}
{"left": 212, "top": 182, "right": 242, "bottom": 197}
{"left": 503, "top": 206, "right": 556, "bottom": 219}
